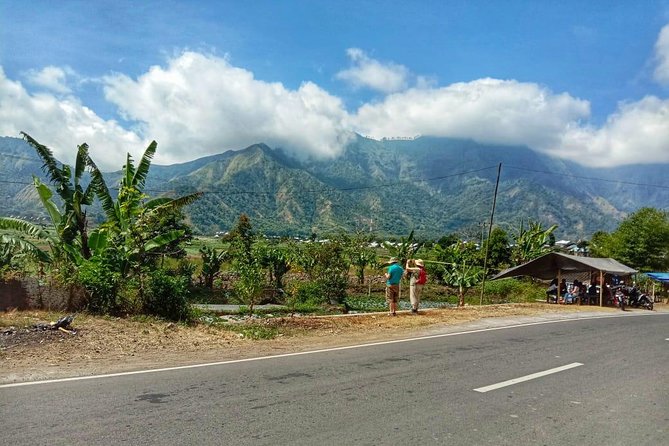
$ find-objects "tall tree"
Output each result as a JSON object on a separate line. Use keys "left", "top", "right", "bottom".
{"left": 595, "top": 208, "right": 669, "bottom": 271}
{"left": 483, "top": 226, "right": 511, "bottom": 272}
{"left": 226, "top": 213, "right": 255, "bottom": 260}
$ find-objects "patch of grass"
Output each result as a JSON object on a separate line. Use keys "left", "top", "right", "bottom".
{"left": 344, "top": 296, "right": 388, "bottom": 312}
{"left": 129, "top": 314, "right": 170, "bottom": 324}
{"left": 227, "top": 324, "right": 279, "bottom": 340}
{"left": 344, "top": 295, "right": 455, "bottom": 312}
{"left": 473, "top": 278, "right": 545, "bottom": 304}
{"left": 189, "top": 306, "right": 217, "bottom": 321}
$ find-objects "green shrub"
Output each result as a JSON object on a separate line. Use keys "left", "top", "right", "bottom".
{"left": 143, "top": 268, "right": 191, "bottom": 321}
{"left": 78, "top": 259, "right": 122, "bottom": 315}
{"left": 476, "top": 278, "right": 544, "bottom": 304}
{"left": 291, "top": 281, "right": 328, "bottom": 306}
{"left": 176, "top": 259, "right": 197, "bottom": 286}
{"left": 344, "top": 296, "right": 387, "bottom": 312}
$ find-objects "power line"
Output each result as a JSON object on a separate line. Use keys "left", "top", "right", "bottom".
{"left": 506, "top": 165, "right": 669, "bottom": 190}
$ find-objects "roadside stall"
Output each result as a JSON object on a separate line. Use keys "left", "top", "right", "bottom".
{"left": 645, "top": 272, "right": 669, "bottom": 303}
{"left": 492, "top": 252, "right": 637, "bottom": 306}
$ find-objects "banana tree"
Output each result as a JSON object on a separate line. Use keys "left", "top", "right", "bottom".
{"left": 199, "top": 246, "right": 229, "bottom": 289}
{"left": 382, "top": 230, "right": 421, "bottom": 265}
{"left": 255, "top": 241, "right": 295, "bottom": 290}
{"left": 510, "top": 220, "right": 558, "bottom": 266}
{"left": 21, "top": 132, "right": 95, "bottom": 260}
{"left": 442, "top": 241, "right": 483, "bottom": 307}
{"left": 346, "top": 234, "right": 377, "bottom": 285}
{"left": 86, "top": 141, "right": 202, "bottom": 277}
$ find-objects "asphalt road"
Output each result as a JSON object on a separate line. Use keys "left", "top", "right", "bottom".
{"left": 2, "top": 312, "right": 668, "bottom": 445}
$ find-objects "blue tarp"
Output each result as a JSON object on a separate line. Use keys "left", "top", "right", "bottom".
{"left": 646, "top": 272, "right": 669, "bottom": 283}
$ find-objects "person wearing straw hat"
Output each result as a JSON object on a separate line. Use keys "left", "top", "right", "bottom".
{"left": 405, "top": 259, "right": 426, "bottom": 313}
{"left": 384, "top": 257, "right": 403, "bottom": 316}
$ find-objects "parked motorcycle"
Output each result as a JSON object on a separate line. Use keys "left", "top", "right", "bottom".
{"left": 628, "top": 287, "right": 654, "bottom": 310}
{"left": 612, "top": 286, "right": 626, "bottom": 311}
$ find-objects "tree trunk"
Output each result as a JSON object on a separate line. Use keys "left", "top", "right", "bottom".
{"left": 458, "top": 286, "right": 465, "bottom": 307}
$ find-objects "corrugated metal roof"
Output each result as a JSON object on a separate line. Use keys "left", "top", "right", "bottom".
{"left": 492, "top": 252, "right": 637, "bottom": 280}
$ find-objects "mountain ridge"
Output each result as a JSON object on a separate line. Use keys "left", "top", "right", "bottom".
{"left": 1, "top": 135, "right": 666, "bottom": 239}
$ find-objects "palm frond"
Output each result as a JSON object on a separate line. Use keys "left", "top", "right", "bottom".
{"left": 144, "top": 197, "right": 173, "bottom": 209}
{"left": 123, "top": 153, "right": 135, "bottom": 189}
{"left": 0, "top": 234, "right": 51, "bottom": 263}
{"left": 0, "top": 217, "right": 51, "bottom": 240}
{"left": 132, "top": 140, "right": 157, "bottom": 189}
{"left": 82, "top": 182, "right": 96, "bottom": 206}
{"left": 87, "top": 229, "right": 108, "bottom": 255}
{"left": 33, "top": 178, "right": 62, "bottom": 229}
{"left": 149, "top": 192, "right": 204, "bottom": 214}
{"left": 21, "top": 132, "right": 66, "bottom": 186}
{"left": 74, "top": 143, "right": 90, "bottom": 187}
{"left": 144, "top": 230, "right": 185, "bottom": 252}
{"left": 87, "top": 156, "right": 118, "bottom": 224}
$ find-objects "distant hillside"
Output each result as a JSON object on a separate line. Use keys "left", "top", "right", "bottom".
{"left": 1, "top": 135, "right": 667, "bottom": 239}
{"left": 0, "top": 136, "right": 52, "bottom": 221}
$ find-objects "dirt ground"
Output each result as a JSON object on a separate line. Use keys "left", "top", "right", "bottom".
{"left": 1, "top": 303, "right": 663, "bottom": 384}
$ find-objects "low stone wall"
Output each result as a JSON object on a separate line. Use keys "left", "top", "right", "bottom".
{"left": 0, "top": 278, "right": 85, "bottom": 311}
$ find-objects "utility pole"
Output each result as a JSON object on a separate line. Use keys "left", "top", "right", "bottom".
{"left": 479, "top": 163, "right": 502, "bottom": 305}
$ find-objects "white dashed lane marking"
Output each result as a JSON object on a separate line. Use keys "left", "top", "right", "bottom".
{"left": 473, "top": 362, "right": 584, "bottom": 393}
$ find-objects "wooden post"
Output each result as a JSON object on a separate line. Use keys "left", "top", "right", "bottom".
{"left": 652, "top": 282, "right": 655, "bottom": 302}
{"left": 599, "top": 270, "right": 604, "bottom": 307}
{"left": 557, "top": 269, "right": 562, "bottom": 304}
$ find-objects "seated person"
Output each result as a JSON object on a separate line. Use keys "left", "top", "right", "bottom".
{"left": 565, "top": 280, "right": 581, "bottom": 304}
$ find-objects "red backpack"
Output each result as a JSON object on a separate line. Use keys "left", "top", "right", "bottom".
{"left": 416, "top": 267, "right": 427, "bottom": 285}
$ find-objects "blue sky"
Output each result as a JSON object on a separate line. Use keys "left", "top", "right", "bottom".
{"left": 1, "top": 0, "right": 669, "bottom": 169}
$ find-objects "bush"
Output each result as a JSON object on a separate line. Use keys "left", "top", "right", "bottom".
{"left": 291, "top": 281, "right": 328, "bottom": 306}
{"left": 143, "top": 268, "right": 191, "bottom": 321}
{"left": 476, "top": 278, "right": 544, "bottom": 304}
{"left": 78, "top": 259, "right": 122, "bottom": 315}
{"left": 344, "top": 296, "right": 388, "bottom": 312}
{"left": 176, "top": 259, "right": 197, "bottom": 286}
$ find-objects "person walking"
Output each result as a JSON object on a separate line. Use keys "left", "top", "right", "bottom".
{"left": 385, "top": 257, "right": 404, "bottom": 316}
{"left": 405, "top": 259, "right": 427, "bottom": 313}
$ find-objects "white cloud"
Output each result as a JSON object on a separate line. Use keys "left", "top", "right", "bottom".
{"left": 653, "top": 24, "right": 669, "bottom": 86}
{"left": 2, "top": 46, "right": 669, "bottom": 170}
{"left": 556, "top": 96, "right": 669, "bottom": 166}
{"left": 0, "top": 67, "right": 144, "bottom": 170}
{"left": 335, "top": 48, "right": 410, "bottom": 93}
{"left": 24, "top": 66, "right": 76, "bottom": 94}
{"left": 352, "top": 78, "right": 590, "bottom": 151}
{"left": 103, "top": 51, "right": 353, "bottom": 164}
